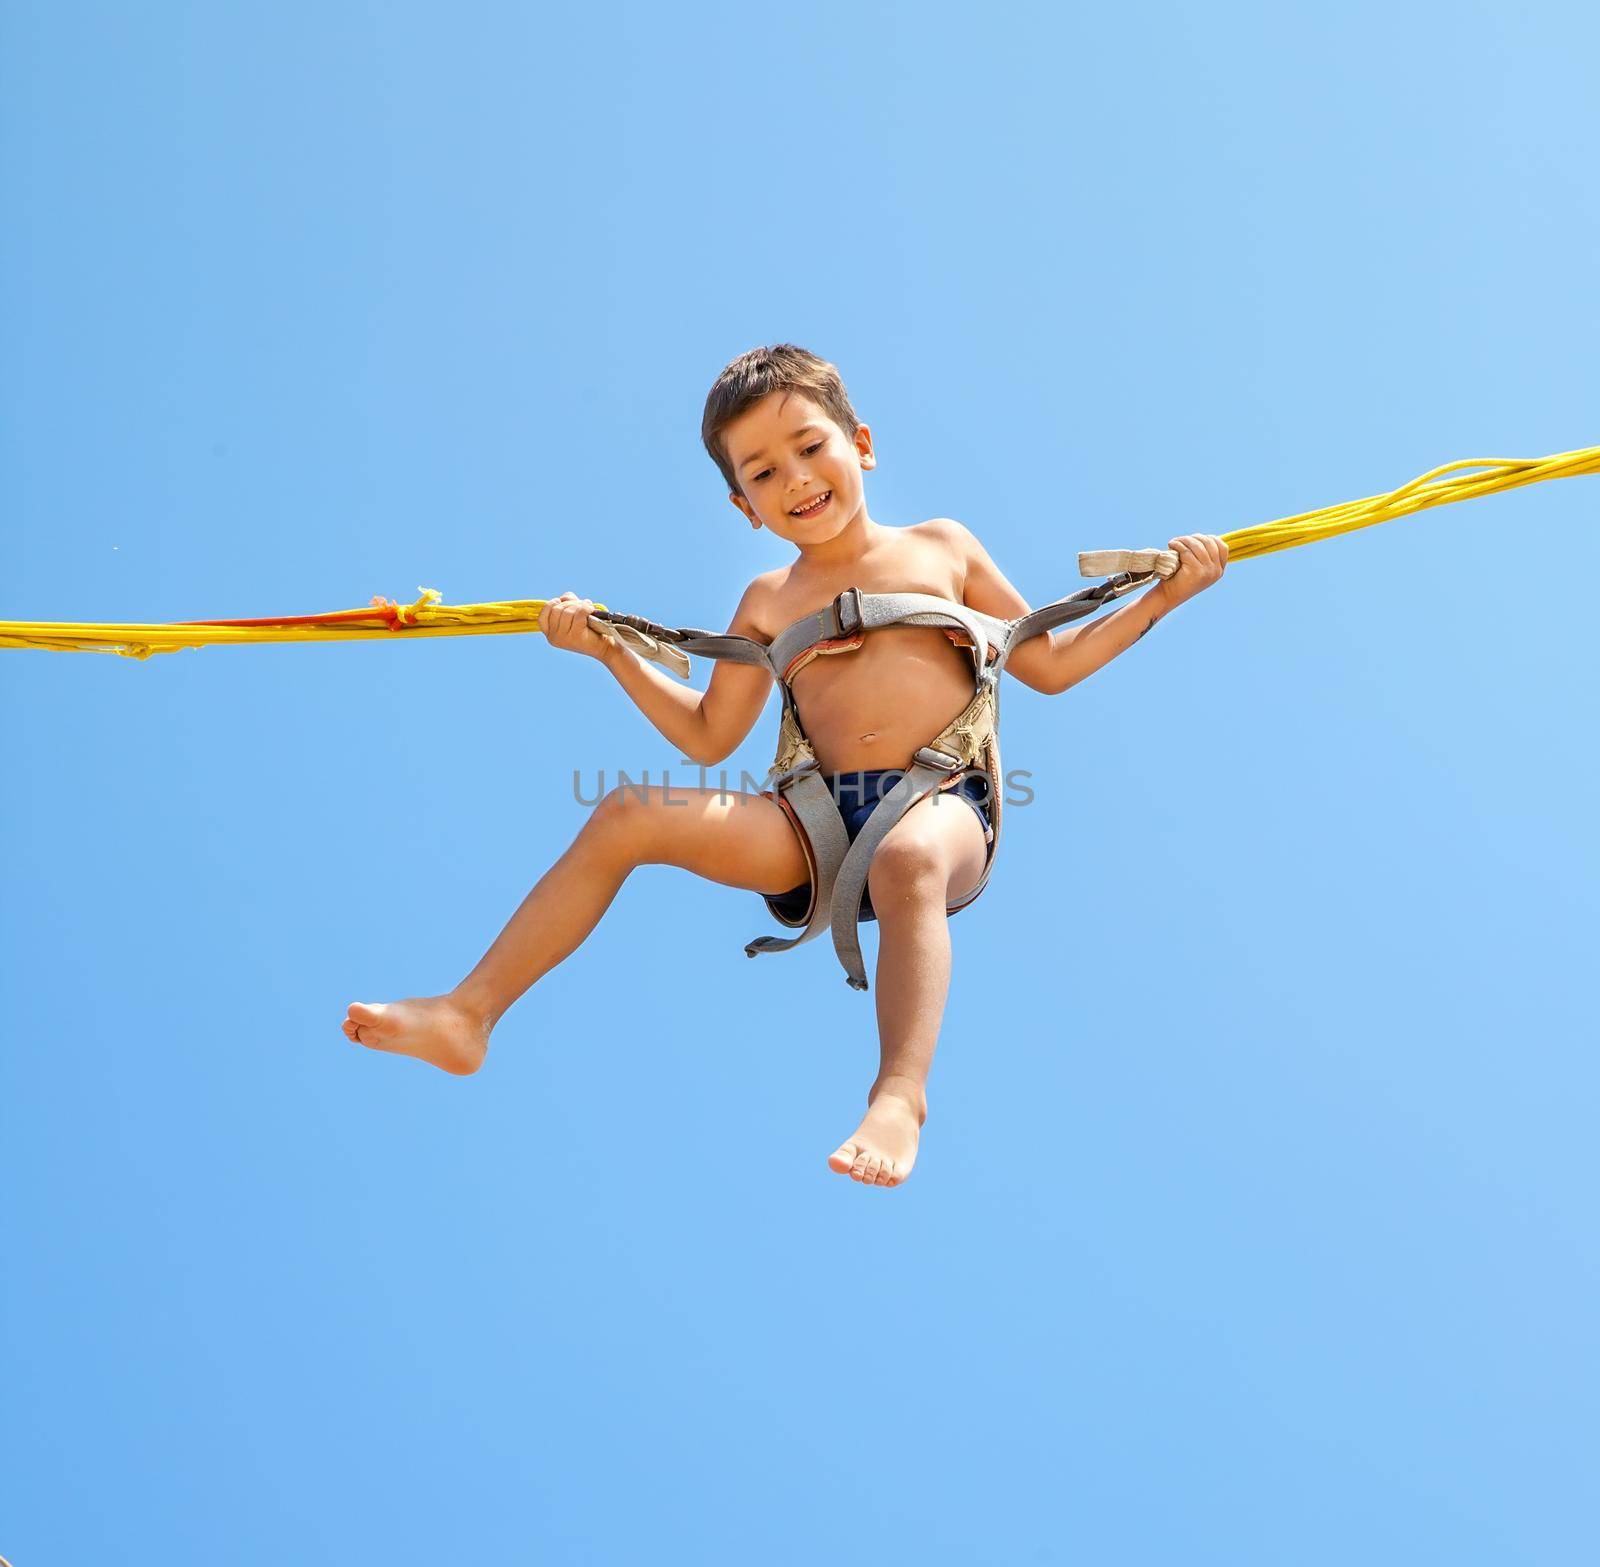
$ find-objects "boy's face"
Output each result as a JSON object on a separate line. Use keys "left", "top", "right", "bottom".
{"left": 722, "top": 391, "right": 875, "bottom": 541}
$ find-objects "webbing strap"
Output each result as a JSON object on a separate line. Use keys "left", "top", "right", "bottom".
{"left": 590, "top": 612, "right": 770, "bottom": 675}
{"left": 768, "top": 590, "right": 1011, "bottom": 683}
{"left": 991, "top": 574, "right": 1155, "bottom": 676}
{"left": 594, "top": 579, "right": 1148, "bottom": 685}
{"left": 742, "top": 768, "right": 851, "bottom": 959}
{"left": 668, "top": 631, "right": 771, "bottom": 665}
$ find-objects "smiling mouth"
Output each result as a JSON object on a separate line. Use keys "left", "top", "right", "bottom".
{"left": 789, "top": 490, "right": 832, "bottom": 519}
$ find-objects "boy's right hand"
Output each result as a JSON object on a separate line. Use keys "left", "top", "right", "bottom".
{"left": 540, "top": 591, "right": 612, "bottom": 662}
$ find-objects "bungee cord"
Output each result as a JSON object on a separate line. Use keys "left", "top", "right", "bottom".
{"left": 3, "top": 444, "right": 1595, "bottom": 666}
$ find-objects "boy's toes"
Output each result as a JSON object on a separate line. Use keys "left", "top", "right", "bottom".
{"left": 828, "top": 1138, "right": 909, "bottom": 1187}
{"left": 345, "top": 1002, "right": 387, "bottom": 1037}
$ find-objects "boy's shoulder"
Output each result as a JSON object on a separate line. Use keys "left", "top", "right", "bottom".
{"left": 916, "top": 515, "right": 979, "bottom": 553}
{"left": 890, "top": 514, "right": 982, "bottom": 568}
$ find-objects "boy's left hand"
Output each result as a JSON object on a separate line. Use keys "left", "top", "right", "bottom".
{"left": 1154, "top": 533, "right": 1228, "bottom": 608}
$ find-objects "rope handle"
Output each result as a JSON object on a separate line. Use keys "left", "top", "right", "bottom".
{"left": 1077, "top": 548, "right": 1180, "bottom": 579}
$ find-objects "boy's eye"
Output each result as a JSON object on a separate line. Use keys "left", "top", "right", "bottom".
{"left": 751, "top": 441, "right": 822, "bottom": 482}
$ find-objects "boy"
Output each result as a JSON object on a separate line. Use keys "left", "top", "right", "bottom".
{"left": 343, "top": 345, "right": 1227, "bottom": 1187}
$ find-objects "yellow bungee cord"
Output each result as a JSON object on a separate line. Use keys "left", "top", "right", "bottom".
{"left": 1076, "top": 445, "right": 1598, "bottom": 577}
{"left": 1219, "top": 446, "right": 1598, "bottom": 562}
{"left": 0, "top": 586, "right": 570, "bottom": 662}
{"left": 2, "top": 445, "right": 1595, "bottom": 666}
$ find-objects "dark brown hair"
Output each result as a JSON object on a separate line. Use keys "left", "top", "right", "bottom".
{"left": 701, "top": 344, "right": 861, "bottom": 493}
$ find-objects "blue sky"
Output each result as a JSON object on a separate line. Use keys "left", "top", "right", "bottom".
{"left": 3, "top": 2, "right": 1596, "bottom": 1562}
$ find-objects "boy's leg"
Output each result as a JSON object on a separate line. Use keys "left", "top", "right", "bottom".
{"left": 828, "top": 792, "right": 989, "bottom": 1187}
{"left": 342, "top": 784, "right": 809, "bottom": 1074}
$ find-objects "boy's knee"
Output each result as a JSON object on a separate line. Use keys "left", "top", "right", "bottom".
{"left": 586, "top": 783, "right": 662, "bottom": 846}
{"left": 868, "top": 834, "right": 946, "bottom": 897}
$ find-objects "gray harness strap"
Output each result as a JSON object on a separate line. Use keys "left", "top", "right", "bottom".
{"left": 767, "top": 586, "right": 1009, "bottom": 683}
{"left": 998, "top": 575, "right": 1151, "bottom": 661}
{"left": 591, "top": 613, "right": 771, "bottom": 671}
{"left": 742, "top": 763, "right": 850, "bottom": 958}
{"left": 600, "top": 572, "right": 1155, "bottom": 989}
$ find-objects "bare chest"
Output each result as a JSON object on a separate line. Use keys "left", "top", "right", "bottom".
{"left": 757, "top": 530, "right": 964, "bottom": 644}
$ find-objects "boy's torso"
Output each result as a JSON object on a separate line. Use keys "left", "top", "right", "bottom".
{"left": 746, "top": 519, "right": 977, "bottom": 774}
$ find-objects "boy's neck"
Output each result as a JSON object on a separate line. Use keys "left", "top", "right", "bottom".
{"left": 789, "top": 507, "right": 877, "bottom": 571}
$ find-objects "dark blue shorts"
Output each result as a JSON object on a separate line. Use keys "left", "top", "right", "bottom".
{"left": 765, "top": 767, "right": 994, "bottom": 926}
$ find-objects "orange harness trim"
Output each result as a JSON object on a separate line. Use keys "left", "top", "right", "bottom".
{"left": 780, "top": 626, "right": 999, "bottom": 687}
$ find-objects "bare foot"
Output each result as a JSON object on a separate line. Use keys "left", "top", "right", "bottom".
{"left": 828, "top": 1089, "right": 922, "bottom": 1187}
{"left": 342, "top": 995, "right": 489, "bottom": 1076}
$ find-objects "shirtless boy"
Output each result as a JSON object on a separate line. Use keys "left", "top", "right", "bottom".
{"left": 343, "top": 344, "right": 1227, "bottom": 1187}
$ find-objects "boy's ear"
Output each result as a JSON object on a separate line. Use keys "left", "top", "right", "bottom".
{"left": 855, "top": 422, "right": 875, "bottom": 469}
{"left": 729, "top": 490, "right": 761, "bottom": 529}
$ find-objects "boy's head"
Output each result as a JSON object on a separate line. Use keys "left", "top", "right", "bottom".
{"left": 702, "top": 344, "right": 875, "bottom": 537}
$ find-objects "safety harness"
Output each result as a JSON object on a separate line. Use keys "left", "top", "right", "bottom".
{"left": 594, "top": 568, "right": 1164, "bottom": 991}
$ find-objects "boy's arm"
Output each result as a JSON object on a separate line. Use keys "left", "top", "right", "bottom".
{"left": 576, "top": 582, "right": 773, "bottom": 766}
{"left": 935, "top": 518, "right": 1226, "bottom": 696}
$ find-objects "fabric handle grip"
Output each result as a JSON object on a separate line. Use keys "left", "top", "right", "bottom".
{"left": 1077, "top": 548, "right": 1181, "bottom": 579}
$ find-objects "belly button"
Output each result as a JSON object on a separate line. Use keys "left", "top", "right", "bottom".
{"left": 859, "top": 732, "right": 877, "bottom": 741}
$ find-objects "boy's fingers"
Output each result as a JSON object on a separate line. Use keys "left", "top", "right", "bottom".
{"left": 1170, "top": 535, "right": 1226, "bottom": 574}
{"left": 541, "top": 595, "right": 602, "bottom": 651}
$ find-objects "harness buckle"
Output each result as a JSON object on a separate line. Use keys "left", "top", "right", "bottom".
{"left": 913, "top": 745, "right": 964, "bottom": 773}
{"left": 830, "top": 586, "right": 863, "bottom": 638}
